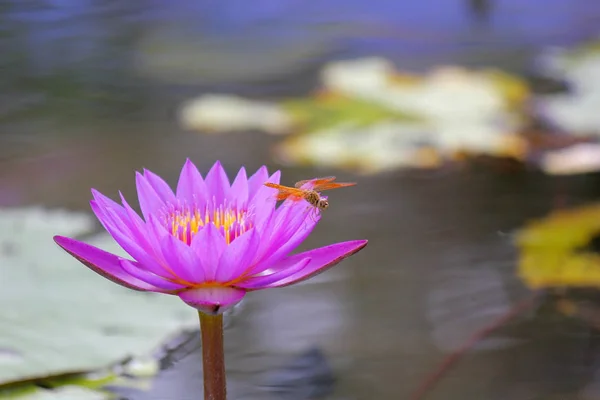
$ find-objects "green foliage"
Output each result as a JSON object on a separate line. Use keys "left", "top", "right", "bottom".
{"left": 517, "top": 203, "right": 600, "bottom": 289}
{"left": 282, "top": 94, "right": 419, "bottom": 134}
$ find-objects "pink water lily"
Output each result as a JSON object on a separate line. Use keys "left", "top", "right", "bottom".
{"left": 54, "top": 160, "right": 367, "bottom": 315}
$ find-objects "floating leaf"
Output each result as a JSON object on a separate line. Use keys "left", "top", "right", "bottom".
{"left": 317, "top": 60, "right": 528, "bottom": 123}
{"left": 276, "top": 60, "right": 529, "bottom": 174}
{"left": 274, "top": 122, "right": 443, "bottom": 174}
{"left": 177, "top": 57, "right": 529, "bottom": 174}
{"left": 517, "top": 203, "right": 600, "bottom": 289}
{"left": 10, "top": 386, "right": 110, "bottom": 400}
{"left": 179, "top": 94, "right": 294, "bottom": 135}
{"left": 0, "top": 207, "right": 197, "bottom": 385}
{"left": 275, "top": 120, "right": 526, "bottom": 175}
{"left": 282, "top": 92, "right": 419, "bottom": 134}
{"left": 541, "top": 143, "right": 600, "bottom": 175}
{"left": 535, "top": 39, "right": 600, "bottom": 137}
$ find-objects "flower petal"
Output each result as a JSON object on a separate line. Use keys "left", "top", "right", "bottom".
{"left": 143, "top": 169, "right": 176, "bottom": 205}
{"left": 264, "top": 210, "right": 318, "bottom": 264}
{"left": 92, "top": 190, "right": 137, "bottom": 237}
{"left": 249, "top": 200, "right": 316, "bottom": 275}
{"left": 91, "top": 201, "right": 171, "bottom": 278}
{"left": 216, "top": 228, "right": 259, "bottom": 282}
{"left": 190, "top": 223, "right": 226, "bottom": 281}
{"left": 119, "top": 259, "right": 187, "bottom": 291}
{"left": 119, "top": 191, "right": 159, "bottom": 249}
{"left": 205, "top": 161, "right": 230, "bottom": 206}
{"left": 229, "top": 167, "right": 248, "bottom": 209}
{"left": 256, "top": 240, "right": 368, "bottom": 288}
{"left": 178, "top": 287, "right": 246, "bottom": 315}
{"left": 250, "top": 170, "right": 280, "bottom": 205}
{"left": 53, "top": 236, "right": 168, "bottom": 292}
{"left": 249, "top": 170, "right": 280, "bottom": 227}
{"left": 176, "top": 159, "right": 208, "bottom": 207}
{"left": 247, "top": 166, "right": 269, "bottom": 200}
{"left": 136, "top": 172, "right": 167, "bottom": 221}
{"left": 235, "top": 257, "right": 311, "bottom": 289}
{"left": 160, "top": 233, "right": 205, "bottom": 283}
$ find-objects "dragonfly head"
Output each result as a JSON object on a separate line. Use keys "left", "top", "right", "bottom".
{"left": 317, "top": 198, "right": 329, "bottom": 210}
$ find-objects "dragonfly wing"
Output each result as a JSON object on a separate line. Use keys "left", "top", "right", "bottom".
{"left": 313, "top": 182, "right": 357, "bottom": 191}
{"left": 276, "top": 191, "right": 304, "bottom": 201}
{"left": 264, "top": 183, "right": 306, "bottom": 201}
{"left": 294, "top": 176, "right": 337, "bottom": 188}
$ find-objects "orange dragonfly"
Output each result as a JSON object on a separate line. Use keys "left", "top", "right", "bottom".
{"left": 264, "top": 176, "right": 356, "bottom": 217}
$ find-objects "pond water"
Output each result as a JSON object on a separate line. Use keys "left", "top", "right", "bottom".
{"left": 3, "top": 1, "right": 600, "bottom": 399}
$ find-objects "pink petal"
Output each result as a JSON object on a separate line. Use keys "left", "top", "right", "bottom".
{"left": 267, "top": 215, "right": 318, "bottom": 263}
{"left": 215, "top": 229, "right": 259, "bottom": 282}
{"left": 53, "top": 236, "right": 169, "bottom": 292}
{"left": 119, "top": 259, "right": 187, "bottom": 291}
{"left": 147, "top": 213, "right": 170, "bottom": 241}
{"left": 176, "top": 159, "right": 208, "bottom": 207}
{"left": 249, "top": 170, "right": 280, "bottom": 227}
{"left": 178, "top": 286, "right": 246, "bottom": 315}
{"left": 235, "top": 257, "right": 311, "bottom": 289}
{"left": 91, "top": 201, "right": 170, "bottom": 278}
{"left": 251, "top": 170, "right": 280, "bottom": 205}
{"left": 91, "top": 189, "right": 128, "bottom": 219}
{"left": 271, "top": 200, "right": 317, "bottom": 247}
{"left": 257, "top": 240, "right": 367, "bottom": 288}
{"left": 249, "top": 200, "right": 316, "bottom": 275}
{"left": 160, "top": 233, "right": 206, "bottom": 283}
{"left": 92, "top": 190, "right": 138, "bottom": 237}
{"left": 119, "top": 192, "right": 160, "bottom": 250}
{"left": 136, "top": 172, "right": 167, "bottom": 221}
{"left": 246, "top": 166, "right": 269, "bottom": 199}
{"left": 204, "top": 161, "right": 230, "bottom": 206}
{"left": 190, "top": 223, "right": 226, "bottom": 281}
{"left": 229, "top": 167, "right": 248, "bottom": 209}
{"left": 143, "top": 169, "right": 176, "bottom": 205}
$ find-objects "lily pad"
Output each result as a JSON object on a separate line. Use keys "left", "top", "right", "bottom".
{"left": 275, "top": 60, "right": 529, "bottom": 174}
{"left": 540, "top": 143, "right": 600, "bottom": 175}
{"left": 535, "top": 39, "right": 600, "bottom": 136}
{"left": 177, "top": 57, "right": 529, "bottom": 174}
{"left": 274, "top": 120, "right": 526, "bottom": 175}
{"left": 11, "top": 386, "right": 110, "bottom": 400}
{"left": 516, "top": 203, "right": 600, "bottom": 289}
{"left": 320, "top": 59, "right": 529, "bottom": 121}
{"left": 282, "top": 93, "right": 419, "bottom": 133}
{"left": 0, "top": 207, "right": 197, "bottom": 385}
{"left": 179, "top": 94, "right": 294, "bottom": 135}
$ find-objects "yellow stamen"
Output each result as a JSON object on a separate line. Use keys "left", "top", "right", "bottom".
{"left": 163, "top": 202, "right": 253, "bottom": 245}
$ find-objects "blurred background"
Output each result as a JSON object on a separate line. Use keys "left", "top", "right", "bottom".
{"left": 4, "top": 0, "right": 600, "bottom": 399}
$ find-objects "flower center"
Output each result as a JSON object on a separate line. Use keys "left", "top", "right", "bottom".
{"left": 162, "top": 201, "right": 253, "bottom": 245}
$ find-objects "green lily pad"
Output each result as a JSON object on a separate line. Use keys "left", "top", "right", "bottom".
{"left": 10, "top": 385, "right": 111, "bottom": 400}
{"left": 282, "top": 94, "right": 419, "bottom": 134}
{"left": 0, "top": 207, "right": 197, "bottom": 385}
{"left": 274, "top": 61, "right": 529, "bottom": 174}
{"left": 516, "top": 202, "right": 600, "bottom": 289}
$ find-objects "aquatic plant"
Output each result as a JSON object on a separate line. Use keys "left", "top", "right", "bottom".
{"left": 54, "top": 159, "right": 367, "bottom": 400}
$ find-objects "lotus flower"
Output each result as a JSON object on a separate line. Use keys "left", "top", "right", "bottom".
{"left": 54, "top": 160, "right": 367, "bottom": 314}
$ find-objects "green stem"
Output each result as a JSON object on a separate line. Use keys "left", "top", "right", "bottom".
{"left": 199, "top": 311, "right": 226, "bottom": 400}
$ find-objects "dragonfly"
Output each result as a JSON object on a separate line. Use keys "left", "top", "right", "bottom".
{"left": 264, "top": 176, "right": 356, "bottom": 219}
